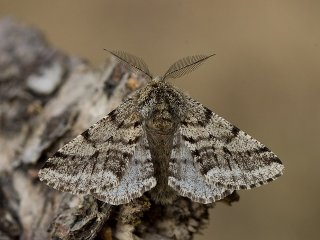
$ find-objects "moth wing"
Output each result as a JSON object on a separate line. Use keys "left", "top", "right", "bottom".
{"left": 168, "top": 132, "right": 233, "bottom": 203}
{"left": 39, "top": 96, "right": 156, "bottom": 204}
{"left": 179, "top": 96, "right": 284, "bottom": 190}
{"left": 94, "top": 134, "right": 156, "bottom": 205}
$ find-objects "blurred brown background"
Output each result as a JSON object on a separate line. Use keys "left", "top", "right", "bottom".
{"left": 1, "top": 0, "right": 319, "bottom": 239}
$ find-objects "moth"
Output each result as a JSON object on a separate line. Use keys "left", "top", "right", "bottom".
{"left": 39, "top": 51, "right": 284, "bottom": 205}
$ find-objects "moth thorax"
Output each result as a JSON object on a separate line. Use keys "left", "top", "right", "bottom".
{"left": 146, "top": 106, "right": 176, "bottom": 134}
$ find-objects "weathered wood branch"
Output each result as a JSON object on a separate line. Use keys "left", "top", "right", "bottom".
{"left": 0, "top": 18, "right": 238, "bottom": 240}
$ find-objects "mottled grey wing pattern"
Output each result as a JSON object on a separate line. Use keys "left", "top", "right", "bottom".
{"left": 168, "top": 133, "right": 233, "bottom": 203}
{"left": 94, "top": 134, "right": 156, "bottom": 205}
{"left": 177, "top": 96, "right": 284, "bottom": 190}
{"left": 39, "top": 96, "right": 156, "bottom": 204}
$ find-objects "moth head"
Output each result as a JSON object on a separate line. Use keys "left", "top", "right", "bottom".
{"left": 106, "top": 50, "right": 215, "bottom": 82}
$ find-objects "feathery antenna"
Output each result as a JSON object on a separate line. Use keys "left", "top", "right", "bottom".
{"left": 105, "top": 50, "right": 153, "bottom": 80}
{"left": 163, "top": 54, "right": 215, "bottom": 80}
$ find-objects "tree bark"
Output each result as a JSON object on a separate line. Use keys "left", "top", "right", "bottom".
{"left": 0, "top": 18, "right": 238, "bottom": 240}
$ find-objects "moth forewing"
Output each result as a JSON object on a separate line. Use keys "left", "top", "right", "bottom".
{"left": 176, "top": 96, "right": 284, "bottom": 193}
{"left": 39, "top": 95, "right": 157, "bottom": 205}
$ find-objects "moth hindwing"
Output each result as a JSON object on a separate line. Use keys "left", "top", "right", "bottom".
{"left": 39, "top": 51, "right": 284, "bottom": 205}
